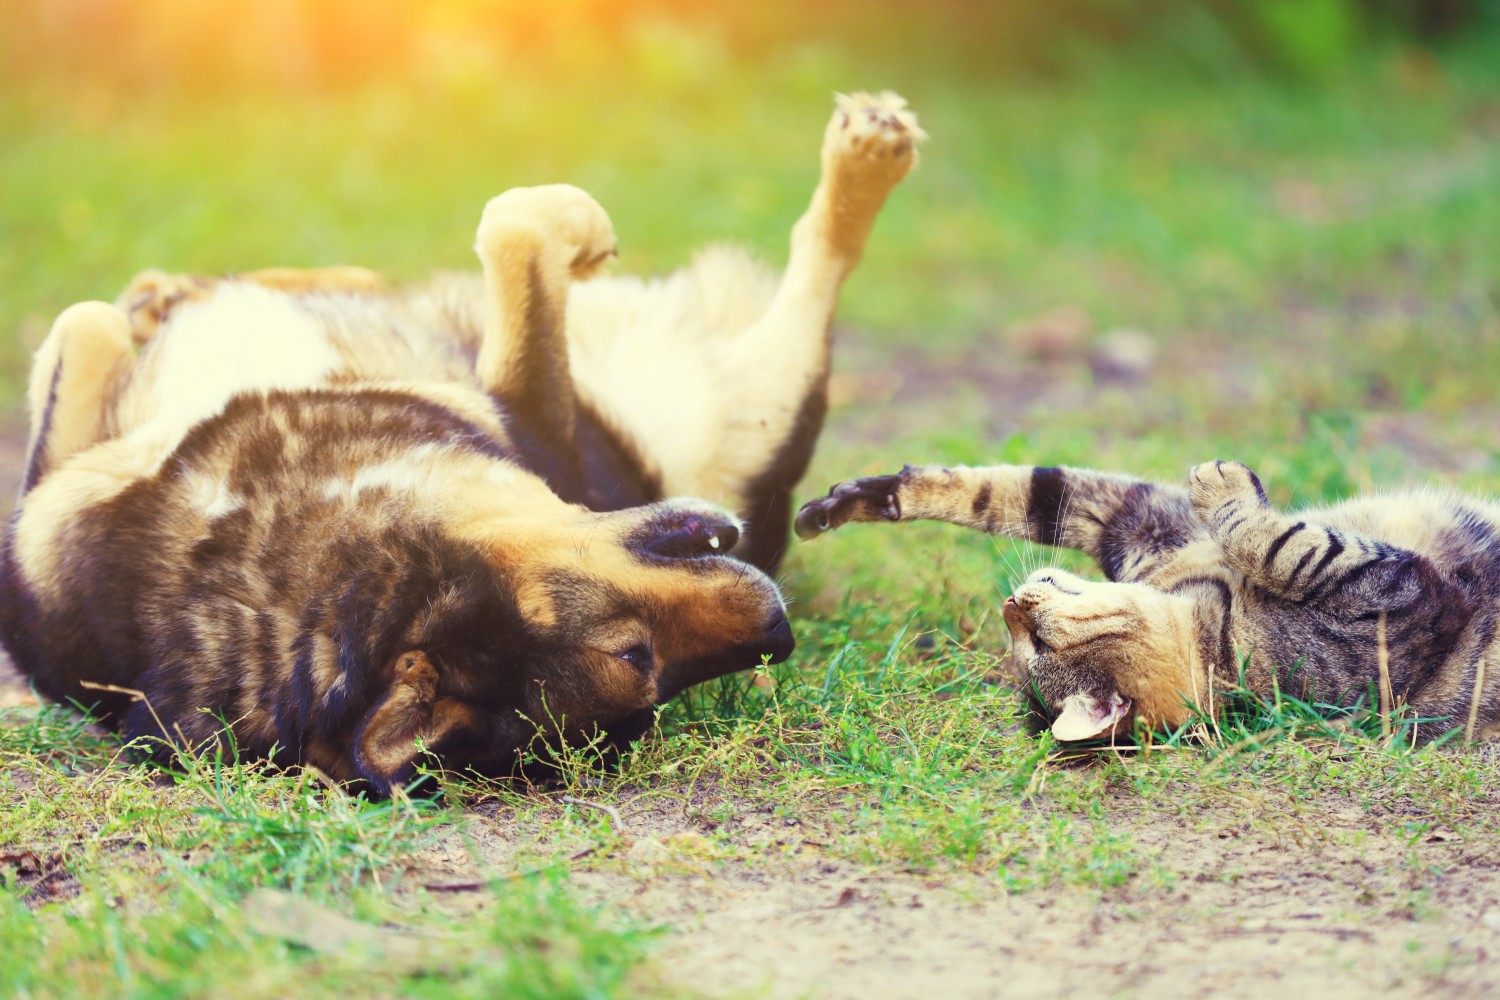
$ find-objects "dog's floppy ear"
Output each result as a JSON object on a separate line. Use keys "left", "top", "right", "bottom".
{"left": 1050, "top": 691, "right": 1132, "bottom": 742}
{"left": 353, "top": 650, "right": 481, "bottom": 794}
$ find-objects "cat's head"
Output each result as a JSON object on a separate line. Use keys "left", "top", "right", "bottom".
{"left": 1003, "top": 568, "right": 1198, "bottom": 742}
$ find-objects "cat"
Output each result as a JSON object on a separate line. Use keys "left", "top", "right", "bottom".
{"left": 796, "top": 460, "right": 1499, "bottom": 743}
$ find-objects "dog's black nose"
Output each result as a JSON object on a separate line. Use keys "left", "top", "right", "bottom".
{"left": 633, "top": 509, "right": 741, "bottom": 559}
{"left": 759, "top": 616, "right": 795, "bottom": 664}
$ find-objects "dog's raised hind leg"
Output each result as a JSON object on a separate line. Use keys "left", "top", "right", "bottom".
{"left": 720, "top": 92, "right": 925, "bottom": 570}
{"left": 473, "top": 185, "right": 617, "bottom": 501}
{"left": 21, "top": 301, "right": 134, "bottom": 496}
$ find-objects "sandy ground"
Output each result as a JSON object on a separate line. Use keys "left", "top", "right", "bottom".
{"left": 388, "top": 779, "right": 1500, "bottom": 1000}
{"left": 3, "top": 333, "right": 1499, "bottom": 998}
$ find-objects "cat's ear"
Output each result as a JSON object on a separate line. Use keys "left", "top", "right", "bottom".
{"left": 1050, "top": 691, "right": 1132, "bottom": 742}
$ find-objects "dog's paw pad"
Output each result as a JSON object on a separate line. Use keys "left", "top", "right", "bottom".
{"left": 477, "top": 184, "right": 617, "bottom": 280}
{"left": 830, "top": 92, "right": 925, "bottom": 159}
{"left": 823, "top": 91, "right": 925, "bottom": 187}
{"left": 120, "top": 270, "right": 216, "bottom": 344}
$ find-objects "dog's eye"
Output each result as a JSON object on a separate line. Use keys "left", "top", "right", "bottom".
{"left": 616, "top": 643, "right": 653, "bottom": 669}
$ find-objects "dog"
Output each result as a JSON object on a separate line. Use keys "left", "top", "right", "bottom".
{"left": 1, "top": 92, "right": 923, "bottom": 792}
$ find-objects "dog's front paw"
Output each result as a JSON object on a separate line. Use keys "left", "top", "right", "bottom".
{"left": 794, "top": 473, "right": 904, "bottom": 540}
{"left": 1189, "top": 460, "right": 1268, "bottom": 528}
{"left": 119, "top": 269, "right": 217, "bottom": 345}
{"left": 823, "top": 91, "right": 926, "bottom": 192}
{"left": 476, "top": 184, "right": 618, "bottom": 280}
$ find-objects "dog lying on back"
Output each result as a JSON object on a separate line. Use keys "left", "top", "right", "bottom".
{"left": 1, "top": 93, "right": 924, "bottom": 793}
{"left": 797, "top": 460, "right": 1500, "bottom": 744}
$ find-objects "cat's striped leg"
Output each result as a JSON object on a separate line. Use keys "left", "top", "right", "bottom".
{"left": 796, "top": 463, "right": 1205, "bottom": 581}
{"left": 1189, "top": 461, "right": 1464, "bottom": 612}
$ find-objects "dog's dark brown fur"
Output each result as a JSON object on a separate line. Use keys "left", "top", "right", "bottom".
{"left": 1, "top": 93, "right": 923, "bottom": 792}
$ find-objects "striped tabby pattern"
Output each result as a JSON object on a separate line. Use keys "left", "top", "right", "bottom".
{"left": 797, "top": 460, "right": 1500, "bottom": 743}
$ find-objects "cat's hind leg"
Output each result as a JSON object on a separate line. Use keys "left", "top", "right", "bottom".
{"left": 1188, "top": 461, "right": 1458, "bottom": 612}
{"left": 21, "top": 301, "right": 135, "bottom": 496}
{"left": 1191, "top": 460, "right": 1487, "bottom": 735}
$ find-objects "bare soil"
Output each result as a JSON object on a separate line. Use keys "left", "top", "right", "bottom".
{"left": 397, "top": 780, "right": 1500, "bottom": 1000}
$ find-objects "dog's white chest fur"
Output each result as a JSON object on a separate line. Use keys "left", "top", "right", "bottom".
{"left": 121, "top": 284, "right": 342, "bottom": 440}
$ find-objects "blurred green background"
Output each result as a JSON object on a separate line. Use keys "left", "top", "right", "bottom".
{"left": 2, "top": 0, "right": 1497, "bottom": 445}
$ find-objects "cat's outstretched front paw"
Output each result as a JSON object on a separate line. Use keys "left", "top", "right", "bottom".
{"left": 1189, "top": 460, "right": 1269, "bottom": 530}
{"left": 795, "top": 472, "right": 905, "bottom": 539}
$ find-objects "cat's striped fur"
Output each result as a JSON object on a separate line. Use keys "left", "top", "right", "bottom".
{"left": 1, "top": 92, "right": 924, "bottom": 792}
{"left": 797, "top": 460, "right": 1500, "bottom": 743}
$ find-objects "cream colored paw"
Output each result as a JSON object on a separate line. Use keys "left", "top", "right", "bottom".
{"left": 118, "top": 269, "right": 217, "bottom": 345}
{"left": 1189, "top": 460, "right": 1268, "bottom": 526}
{"left": 476, "top": 184, "right": 618, "bottom": 280}
{"left": 822, "top": 91, "right": 926, "bottom": 191}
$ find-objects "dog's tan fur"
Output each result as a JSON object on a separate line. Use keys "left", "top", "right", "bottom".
{"left": 2, "top": 93, "right": 923, "bottom": 791}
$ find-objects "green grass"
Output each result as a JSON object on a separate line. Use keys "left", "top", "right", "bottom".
{"left": 4, "top": 28, "right": 1497, "bottom": 403}
{"left": 4, "top": 18, "right": 1500, "bottom": 999}
{"left": 1, "top": 705, "right": 664, "bottom": 999}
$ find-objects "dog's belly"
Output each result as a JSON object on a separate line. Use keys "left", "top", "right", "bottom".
{"left": 116, "top": 283, "right": 346, "bottom": 443}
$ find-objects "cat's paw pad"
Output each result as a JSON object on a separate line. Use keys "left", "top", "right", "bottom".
{"left": 477, "top": 184, "right": 618, "bottom": 280}
{"left": 823, "top": 91, "right": 926, "bottom": 190}
{"left": 1189, "top": 460, "right": 1268, "bottom": 525}
{"left": 795, "top": 473, "right": 904, "bottom": 539}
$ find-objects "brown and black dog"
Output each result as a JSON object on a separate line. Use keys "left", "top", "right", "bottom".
{"left": 1, "top": 93, "right": 923, "bottom": 792}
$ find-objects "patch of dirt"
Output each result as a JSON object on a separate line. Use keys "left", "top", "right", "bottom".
{"left": 824, "top": 322, "right": 1500, "bottom": 478}
{"left": 398, "top": 785, "right": 1500, "bottom": 1000}
{"left": 0, "top": 849, "right": 83, "bottom": 906}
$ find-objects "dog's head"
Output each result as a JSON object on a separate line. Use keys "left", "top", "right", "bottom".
{"left": 347, "top": 495, "right": 791, "bottom": 792}
{"left": 1002, "top": 568, "right": 1198, "bottom": 743}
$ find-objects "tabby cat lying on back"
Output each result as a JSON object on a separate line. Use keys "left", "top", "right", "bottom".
{"left": 796, "top": 460, "right": 1500, "bottom": 743}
